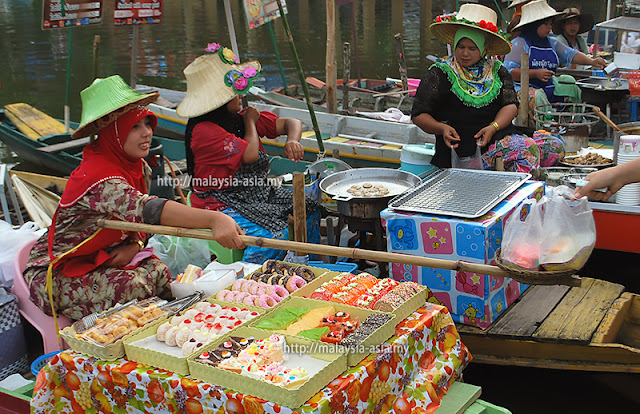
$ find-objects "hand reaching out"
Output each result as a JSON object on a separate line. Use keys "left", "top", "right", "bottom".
{"left": 284, "top": 140, "right": 304, "bottom": 161}
{"left": 108, "top": 243, "right": 140, "bottom": 268}
{"left": 474, "top": 125, "right": 496, "bottom": 147}
{"left": 441, "top": 124, "right": 461, "bottom": 149}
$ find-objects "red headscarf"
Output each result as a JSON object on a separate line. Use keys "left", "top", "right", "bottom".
{"left": 61, "top": 106, "right": 158, "bottom": 206}
{"left": 50, "top": 107, "right": 158, "bottom": 278}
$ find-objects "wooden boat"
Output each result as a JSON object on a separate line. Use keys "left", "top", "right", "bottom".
{"left": 0, "top": 104, "right": 83, "bottom": 176}
{"left": 0, "top": 103, "right": 186, "bottom": 177}
{"left": 249, "top": 86, "right": 328, "bottom": 113}
{"left": 456, "top": 278, "right": 640, "bottom": 373}
{"left": 140, "top": 85, "right": 435, "bottom": 169}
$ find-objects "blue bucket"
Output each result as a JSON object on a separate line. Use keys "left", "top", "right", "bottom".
{"left": 308, "top": 260, "right": 358, "bottom": 274}
{"left": 30, "top": 351, "right": 62, "bottom": 376}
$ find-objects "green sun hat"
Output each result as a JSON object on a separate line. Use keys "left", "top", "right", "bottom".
{"left": 71, "top": 75, "right": 158, "bottom": 139}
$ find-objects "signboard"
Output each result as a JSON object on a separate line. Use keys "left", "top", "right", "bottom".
{"left": 243, "top": 0, "right": 287, "bottom": 30}
{"left": 42, "top": 1, "right": 103, "bottom": 29}
{"left": 114, "top": 0, "right": 163, "bottom": 26}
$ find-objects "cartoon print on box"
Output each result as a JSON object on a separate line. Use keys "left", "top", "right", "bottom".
{"left": 421, "top": 266, "right": 452, "bottom": 291}
{"left": 455, "top": 223, "right": 485, "bottom": 260}
{"left": 426, "top": 288, "right": 453, "bottom": 310}
{"left": 388, "top": 219, "right": 419, "bottom": 250}
{"left": 486, "top": 217, "right": 502, "bottom": 265}
{"left": 458, "top": 296, "right": 485, "bottom": 325}
{"left": 455, "top": 271, "right": 484, "bottom": 297}
{"left": 490, "top": 288, "right": 507, "bottom": 321}
{"left": 505, "top": 279, "right": 526, "bottom": 306}
{"left": 392, "top": 262, "right": 419, "bottom": 283}
{"left": 489, "top": 274, "right": 505, "bottom": 292}
{"left": 421, "top": 221, "right": 453, "bottom": 255}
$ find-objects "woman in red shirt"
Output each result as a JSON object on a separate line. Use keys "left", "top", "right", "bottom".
{"left": 177, "top": 44, "right": 321, "bottom": 263}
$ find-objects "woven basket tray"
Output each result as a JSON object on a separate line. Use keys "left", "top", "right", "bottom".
{"left": 494, "top": 248, "right": 582, "bottom": 287}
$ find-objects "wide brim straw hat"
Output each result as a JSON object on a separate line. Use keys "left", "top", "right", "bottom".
{"left": 514, "top": 0, "right": 563, "bottom": 31}
{"left": 430, "top": 4, "right": 512, "bottom": 56}
{"left": 71, "top": 75, "right": 158, "bottom": 139}
{"left": 177, "top": 44, "right": 261, "bottom": 118}
{"left": 552, "top": 8, "right": 595, "bottom": 35}
{"left": 507, "top": 0, "right": 531, "bottom": 9}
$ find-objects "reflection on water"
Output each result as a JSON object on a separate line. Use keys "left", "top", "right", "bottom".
{"left": 0, "top": 0, "right": 605, "bottom": 161}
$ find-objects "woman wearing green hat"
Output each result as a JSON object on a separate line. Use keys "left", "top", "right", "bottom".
{"left": 23, "top": 75, "right": 244, "bottom": 321}
{"left": 177, "top": 44, "right": 320, "bottom": 264}
{"left": 413, "top": 4, "right": 545, "bottom": 173}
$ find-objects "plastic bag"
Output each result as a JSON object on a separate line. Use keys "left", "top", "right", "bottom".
{"left": 501, "top": 198, "right": 545, "bottom": 270}
{"left": 147, "top": 234, "right": 211, "bottom": 279}
{"left": 452, "top": 144, "right": 483, "bottom": 170}
{"left": 0, "top": 221, "right": 46, "bottom": 283}
{"left": 539, "top": 186, "right": 596, "bottom": 271}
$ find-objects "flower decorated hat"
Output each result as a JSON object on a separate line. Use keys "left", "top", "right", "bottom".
{"left": 177, "top": 43, "right": 261, "bottom": 118}
{"left": 71, "top": 75, "right": 158, "bottom": 139}
{"left": 430, "top": 4, "right": 511, "bottom": 56}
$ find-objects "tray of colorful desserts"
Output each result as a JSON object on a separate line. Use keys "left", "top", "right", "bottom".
{"left": 301, "top": 272, "right": 427, "bottom": 326}
{"left": 187, "top": 326, "right": 348, "bottom": 409}
{"left": 60, "top": 297, "right": 177, "bottom": 360}
{"left": 213, "top": 260, "right": 338, "bottom": 309}
{"left": 248, "top": 296, "right": 395, "bottom": 366}
{"left": 124, "top": 299, "right": 266, "bottom": 375}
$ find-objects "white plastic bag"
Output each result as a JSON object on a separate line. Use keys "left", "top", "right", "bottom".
{"left": 451, "top": 144, "right": 483, "bottom": 170}
{"left": 0, "top": 221, "right": 46, "bottom": 283}
{"left": 539, "top": 186, "right": 596, "bottom": 271}
{"left": 501, "top": 199, "right": 545, "bottom": 270}
{"left": 147, "top": 235, "right": 211, "bottom": 279}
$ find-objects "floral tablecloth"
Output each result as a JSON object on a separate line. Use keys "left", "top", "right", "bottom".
{"left": 31, "top": 303, "right": 471, "bottom": 414}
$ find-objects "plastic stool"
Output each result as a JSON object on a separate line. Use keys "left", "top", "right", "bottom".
{"left": 186, "top": 191, "right": 244, "bottom": 264}
{"left": 10, "top": 241, "right": 71, "bottom": 354}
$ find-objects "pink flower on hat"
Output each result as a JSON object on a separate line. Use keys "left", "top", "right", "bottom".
{"left": 243, "top": 67, "right": 258, "bottom": 78}
{"left": 234, "top": 77, "right": 249, "bottom": 91}
{"left": 205, "top": 43, "right": 221, "bottom": 53}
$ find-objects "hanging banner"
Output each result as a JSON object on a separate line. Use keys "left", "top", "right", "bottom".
{"left": 42, "top": 1, "right": 103, "bottom": 29}
{"left": 243, "top": 0, "right": 287, "bottom": 30}
{"left": 114, "top": 0, "right": 163, "bottom": 26}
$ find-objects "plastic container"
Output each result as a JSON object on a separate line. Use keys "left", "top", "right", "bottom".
{"left": 614, "top": 52, "right": 640, "bottom": 70}
{"left": 30, "top": 351, "right": 61, "bottom": 376}
{"left": 399, "top": 143, "right": 436, "bottom": 176}
{"left": 307, "top": 260, "right": 358, "bottom": 274}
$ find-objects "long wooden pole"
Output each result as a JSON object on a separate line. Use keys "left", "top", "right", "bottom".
{"left": 516, "top": 52, "right": 530, "bottom": 127}
{"left": 394, "top": 33, "right": 408, "bottom": 92}
{"left": 292, "top": 171, "right": 307, "bottom": 255}
{"left": 276, "top": 0, "right": 325, "bottom": 154}
{"left": 326, "top": 0, "right": 337, "bottom": 113}
{"left": 343, "top": 42, "right": 351, "bottom": 113}
{"left": 96, "top": 220, "right": 580, "bottom": 286}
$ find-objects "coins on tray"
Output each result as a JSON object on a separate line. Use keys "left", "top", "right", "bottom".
{"left": 347, "top": 183, "right": 390, "bottom": 198}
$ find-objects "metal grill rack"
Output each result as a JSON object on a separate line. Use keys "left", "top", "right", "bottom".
{"left": 388, "top": 169, "right": 531, "bottom": 218}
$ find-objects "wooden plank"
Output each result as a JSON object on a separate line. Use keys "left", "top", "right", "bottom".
{"left": 459, "top": 334, "right": 640, "bottom": 372}
{"left": 4, "top": 103, "right": 69, "bottom": 138}
{"left": 37, "top": 136, "right": 91, "bottom": 153}
{"left": 488, "top": 285, "right": 571, "bottom": 338}
{"left": 437, "top": 381, "right": 482, "bottom": 414}
{"left": 532, "top": 278, "right": 624, "bottom": 343}
{"left": 592, "top": 292, "right": 633, "bottom": 344}
{"left": 3, "top": 107, "right": 40, "bottom": 139}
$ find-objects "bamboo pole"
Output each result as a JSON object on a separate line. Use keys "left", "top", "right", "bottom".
{"left": 97, "top": 220, "right": 580, "bottom": 287}
{"left": 92, "top": 35, "right": 100, "bottom": 80}
{"left": 276, "top": 0, "right": 325, "bottom": 153}
{"left": 343, "top": 42, "right": 351, "bottom": 113}
{"left": 267, "top": 21, "right": 288, "bottom": 93}
{"left": 326, "top": 0, "right": 337, "bottom": 113}
{"left": 394, "top": 33, "right": 408, "bottom": 91}
{"left": 293, "top": 172, "right": 307, "bottom": 255}
{"left": 516, "top": 53, "right": 530, "bottom": 127}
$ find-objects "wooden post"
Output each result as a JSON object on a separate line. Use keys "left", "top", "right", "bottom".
{"left": 349, "top": 2, "right": 361, "bottom": 86}
{"left": 394, "top": 33, "right": 408, "bottom": 91}
{"left": 130, "top": 25, "right": 139, "bottom": 89}
{"left": 92, "top": 35, "right": 100, "bottom": 80}
{"left": 516, "top": 52, "right": 530, "bottom": 127}
{"left": 343, "top": 42, "right": 351, "bottom": 113}
{"left": 326, "top": 0, "right": 338, "bottom": 114}
{"left": 293, "top": 172, "right": 307, "bottom": 256}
